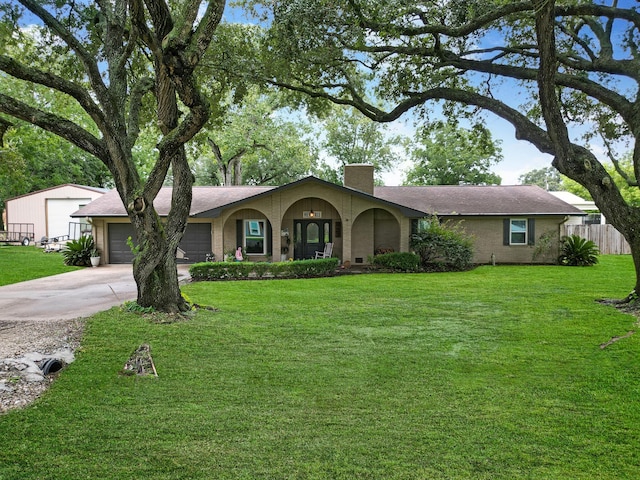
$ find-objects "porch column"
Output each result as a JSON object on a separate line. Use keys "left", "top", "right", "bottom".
{"left": 212, "top": 216, "right": 224, "bottom": 261}
{"left": 342, "top": 218, "right": 352, "bottom": 264}
{"left": 271, "top": 217, "right": 282, "bottom": 262}
{"left": 269, "top": 192, "right": 282, "bottom": 262}
{"left": 399, "top": 218, "right": 411, "bottom": 253}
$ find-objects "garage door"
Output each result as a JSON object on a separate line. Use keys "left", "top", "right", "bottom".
{"left": 46, "top": 198, "right": 92, "bottom": 239}
{"left": 108, "top": 223, "right": 211, "bottom": 264}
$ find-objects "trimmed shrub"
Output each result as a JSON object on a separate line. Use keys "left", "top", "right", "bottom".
{"left": 410, "top": 220, "right": 474, "bottom": 272}
{"left": 61, "top": 235, "right": 95, "bottom": 266}
{"left": 189, "top": 258, "right": 340, "bottom": 281}
{"left": 372, "top": 252, "right": 420, "bottom": 272}
{"left": 558, "top": 234, "right": 599, "bottom": 266}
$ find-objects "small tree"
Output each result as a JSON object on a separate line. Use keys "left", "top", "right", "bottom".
{"left": 410, "top": 219, "right": 474, "bottom": 272}
{"left": 558, "top": 235, "right": 599, "bottom": 267}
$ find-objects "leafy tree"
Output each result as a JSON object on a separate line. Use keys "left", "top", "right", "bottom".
{"left": 318, "top": 106, "right": 407, "bottom": 184}
{"left": 519, "top": 166, "right": 563, "bottom": 191}
{"left": 191, "top": 90, "right": 317, "bottom": 186}
{"left": 0, "top": 0, "right": 225, "bottom": 312}
{"left": 243, "top": 0, "right": 640, "bottom": 299}
{"left": 405, "top": 121, "right": 502, "bottom": 185}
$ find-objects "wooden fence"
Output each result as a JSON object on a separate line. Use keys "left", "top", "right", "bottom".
{"left": 561, "top": 224, "right": 631, "bottom": 255}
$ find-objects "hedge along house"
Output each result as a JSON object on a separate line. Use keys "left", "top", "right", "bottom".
{"left": 72, "top": 164, "right": 584, "bottom": 265}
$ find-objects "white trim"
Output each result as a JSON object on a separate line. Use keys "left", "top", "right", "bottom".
{"left": 509, "top": 218, "right": 527, "bottom": 245}
{"left": 244, "top": 219, "right": 266, "bottom": 255}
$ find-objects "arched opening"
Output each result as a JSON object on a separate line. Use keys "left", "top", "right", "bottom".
{"left": 351, "top": 208, "right": 400, "bottom": 263}
{"left": 282, "top": 197, "right": 342, "bottom": 260}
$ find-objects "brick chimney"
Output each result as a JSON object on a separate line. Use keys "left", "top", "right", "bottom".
{"left": 344, "top": 164, "right": 374, "bottom": 194}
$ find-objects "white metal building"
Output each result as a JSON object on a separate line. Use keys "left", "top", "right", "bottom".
{"left": 5, "top": 184, "right": 107, "bottom": 243}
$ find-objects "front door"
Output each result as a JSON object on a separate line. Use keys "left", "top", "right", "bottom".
{"left": 294, "top": 220, "right": 332, "bottom": 259}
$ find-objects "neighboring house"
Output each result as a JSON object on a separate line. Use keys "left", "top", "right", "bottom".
{"left": 549, "top": 191, "right": 604, "bottom": 225}
{"left": 72, "top": 165, "right": 584, "bottom": 265}
{"left": 6, "top": 184, "right": 108, "bottom": 243}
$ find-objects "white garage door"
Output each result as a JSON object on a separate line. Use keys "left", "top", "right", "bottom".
{"left": 46, "top": 198, "right": 91, "bottom": 240}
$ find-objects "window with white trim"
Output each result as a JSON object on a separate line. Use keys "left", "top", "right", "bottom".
{"left": 510, "top": 219, "right": 527, "bottom": 245}
{"left": 244, "top": 220, "right": 266, "bottom": 255}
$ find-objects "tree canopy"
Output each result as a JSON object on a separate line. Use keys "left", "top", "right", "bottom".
{"left": 242, "top": 0, "right": 640, "bottom": 296}
{"left": 405, "top": 121, "right": 502, "bottom": 185}
{"left": 316, "top": 105, "right": 406, "bottom": 185}
{"left": 518, "top": 167, "right": 563, "bottom": 191}
{"left": 191, "top": 89, "right": 317, "bottom": 186}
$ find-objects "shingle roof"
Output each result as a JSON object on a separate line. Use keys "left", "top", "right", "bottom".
{"left": 72, "top": 180, "right": 584, "bottom": 218}
{"left": 374, "top": 184, "right": 584, "bottom": 216}
{"left": 72, "top": 186, "right": 274, "bottom": 217}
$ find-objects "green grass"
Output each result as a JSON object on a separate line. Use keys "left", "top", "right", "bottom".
{"left": 1, "top": 256, "right": 639, "bottom": 478}
{"left": 0, "top": 245, "right": 80, "bottom": 285}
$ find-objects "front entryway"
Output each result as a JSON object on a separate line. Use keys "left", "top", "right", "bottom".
{"left": 293, "top": 220, "right": 332, "bottom": 259}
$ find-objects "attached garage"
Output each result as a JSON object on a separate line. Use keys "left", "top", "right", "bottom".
{"left": 108, "top": 223, "right": 211, "bottom": 264}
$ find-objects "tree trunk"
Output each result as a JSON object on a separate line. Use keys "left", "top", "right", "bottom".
{"left": 134, "top": 246, "right": 185, "bottom": 312}
{"left": 129, "top": 198, "right": 190, "bottom": 313}
{"left": 531, "top": 0, "right": 640, "bottom": 299}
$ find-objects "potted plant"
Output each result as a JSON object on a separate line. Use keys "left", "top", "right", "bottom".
{"left": 90, "top": 247, "right": 101, "bottom": 267}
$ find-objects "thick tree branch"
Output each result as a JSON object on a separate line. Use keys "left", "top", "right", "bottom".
{"left": 192, "top": 0, "right": 226, "bottom": 59}
{"left": 0, "top": 93, "right": 109, "bottom": 162}
{"left": 127, "top": 77, "right": 155, "bottom": 149}
{"left": 0, "top": 54, "right": 107, "bottom": 131}
{"left": 0, "top": 116, "right": 13, "bottom": 147}
{"left": 18, "top": 0, "right": 109, "bottom": 106}
{"left": 534, "top": 0, "right": 572, "bottom": 164}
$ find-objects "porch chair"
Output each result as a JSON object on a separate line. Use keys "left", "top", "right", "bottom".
{"left": 314, "top": 242, "right": 333, "bottom": 259}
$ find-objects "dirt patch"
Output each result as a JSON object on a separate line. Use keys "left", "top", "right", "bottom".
{"left": 597, "top": 298, "right": 640, "bottom": 349}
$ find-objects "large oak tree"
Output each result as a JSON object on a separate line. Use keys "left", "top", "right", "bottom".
{"left": 245, "top": 0, "right": 640, "bottom": 298}
{"left": 0, "top": 0, "right": 225, "bottom": 312}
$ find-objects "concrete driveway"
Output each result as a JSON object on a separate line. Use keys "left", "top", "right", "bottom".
{"left": 0, "top": 265, "right": 192, "bottom": 322}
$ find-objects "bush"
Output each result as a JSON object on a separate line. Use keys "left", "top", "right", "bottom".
{"left": 558, "top": 235, "right": 599, "bottom": 266}
{"left": 189, "top": 258, "right": 340, "bottom": 281}
{"left": 372, "top": 252, "right": 420, "bottom": 272}
{"left": 61, "top": 235, "right": 95, "bottom": 266}
{"left": 410, "top": 220, "right": 474, "bottom": 272}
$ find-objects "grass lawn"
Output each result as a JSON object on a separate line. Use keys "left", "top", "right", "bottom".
{"left": 0, "top": 256, "right": 639, "bottom": 478}
{"left": 0, "top": 245, "right": 80, "bottom": 286}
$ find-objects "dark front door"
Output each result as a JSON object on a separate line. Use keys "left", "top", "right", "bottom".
{"left": 294, "top": 220, "right": 332, "bottom": 260}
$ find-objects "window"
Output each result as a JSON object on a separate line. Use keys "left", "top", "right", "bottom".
{"left": 585, "top": 213, "right": 601, "bottom": 225}
{"left": 510, "top": 219, "right": 527, "bottom": 245}
{"left": 411, "top": 217, "right": 433, "bottom": 234}
{"left": 244, "top": 220, "right": 265, "bottom": 255}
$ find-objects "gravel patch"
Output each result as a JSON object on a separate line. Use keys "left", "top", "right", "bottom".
{"left": 0, "top": 318, "right": 84, "bottom": 414}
